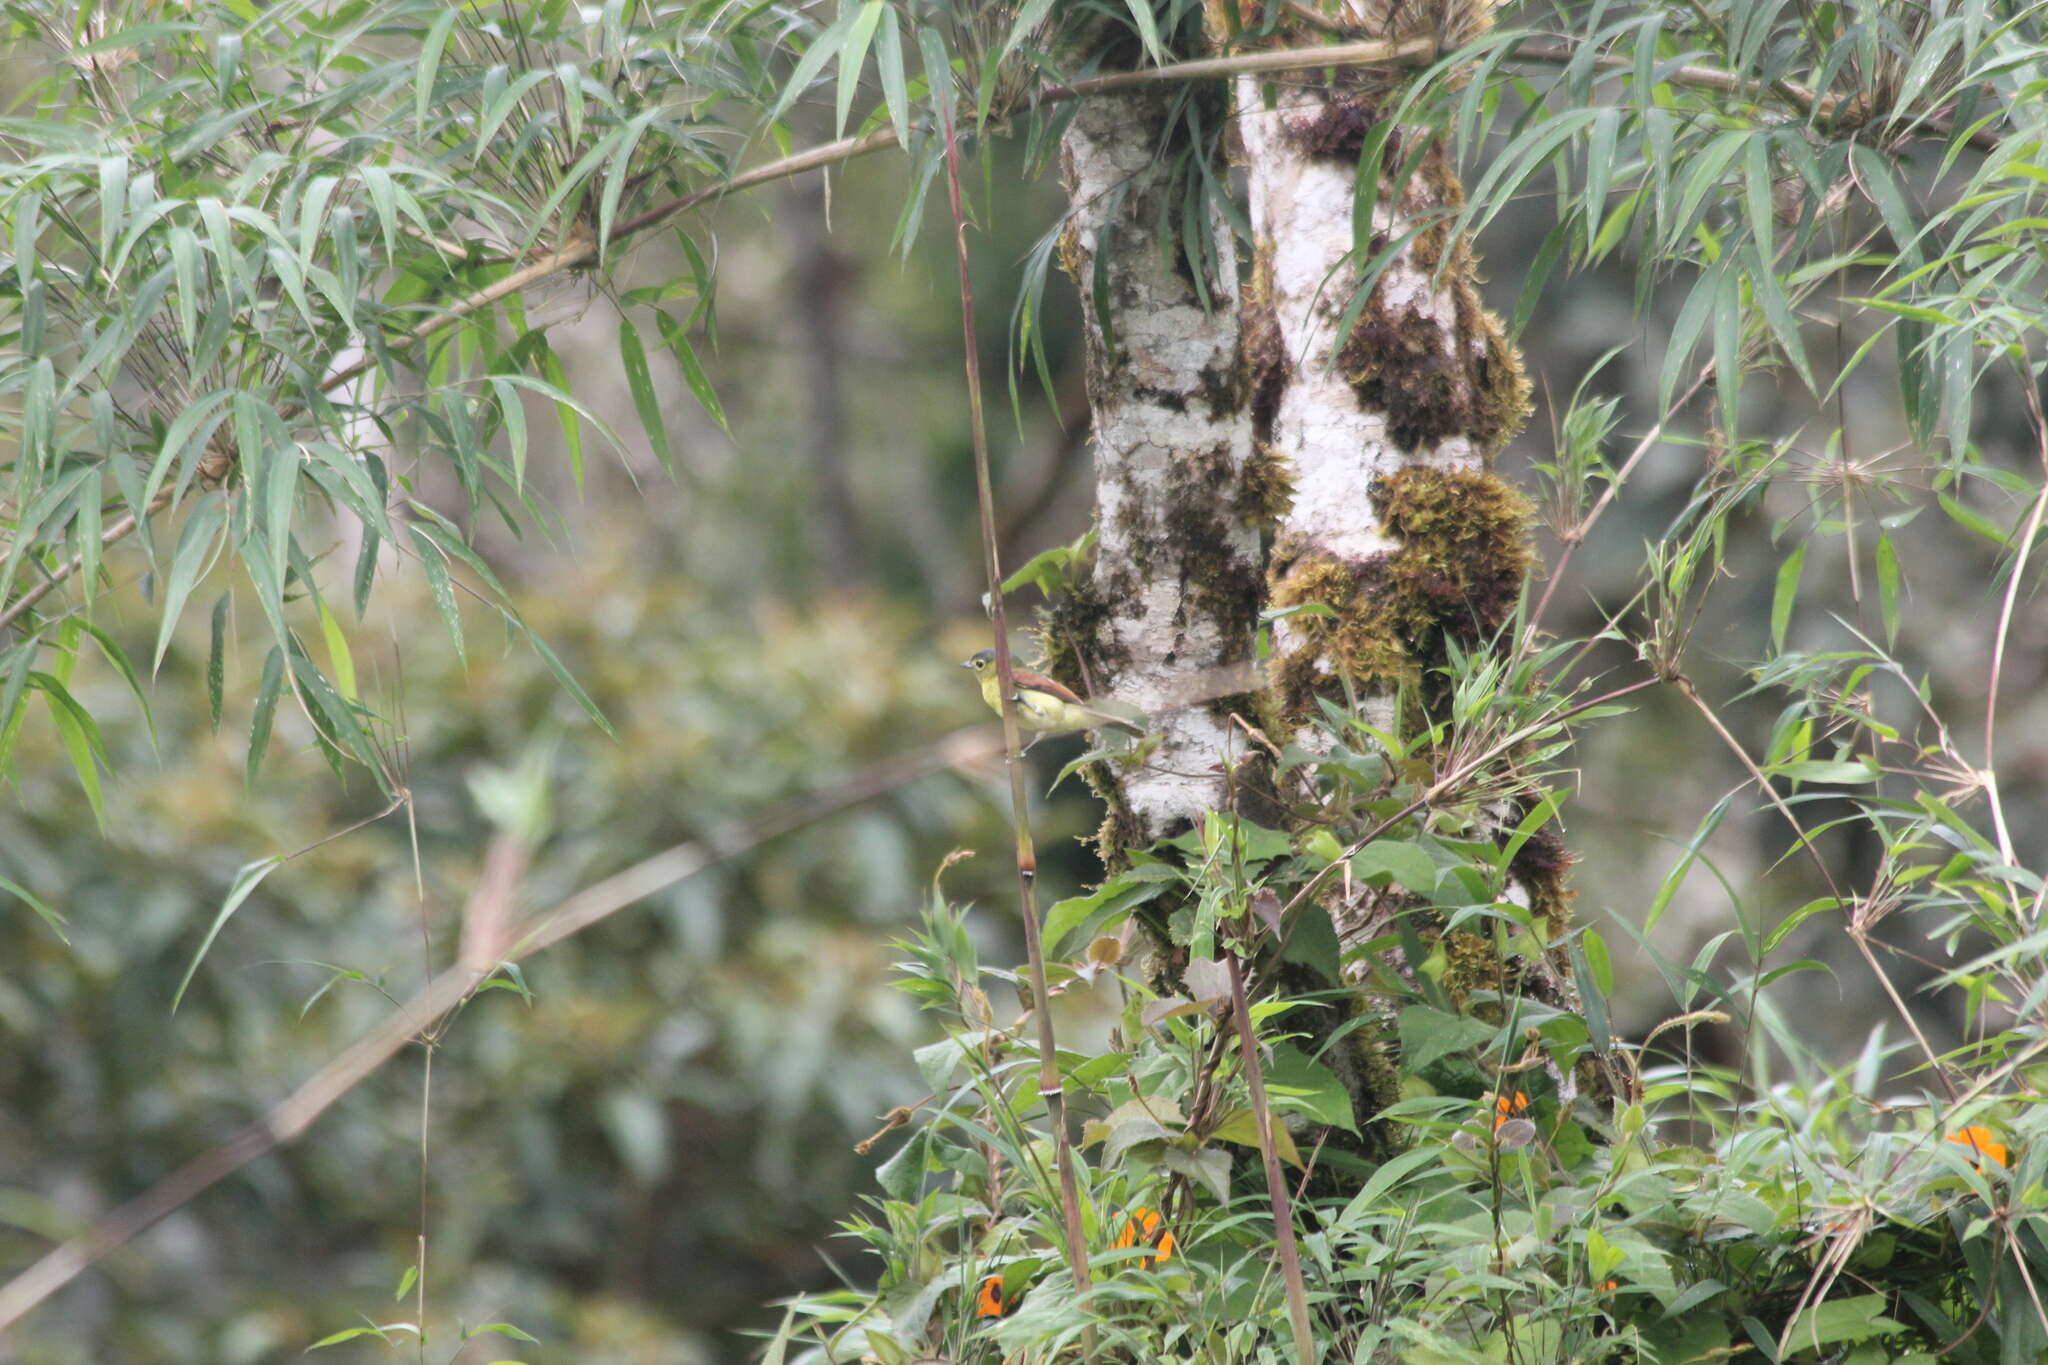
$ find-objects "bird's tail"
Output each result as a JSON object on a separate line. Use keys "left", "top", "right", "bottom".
{"left": 1087, "top": 709, "right": 1144, "bottom": 738}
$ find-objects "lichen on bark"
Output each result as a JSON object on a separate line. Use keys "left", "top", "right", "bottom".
{"left": 1055, "top": 90, "right": 1266, "bottom": 845}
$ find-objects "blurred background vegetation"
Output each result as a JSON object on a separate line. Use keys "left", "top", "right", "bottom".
{"left": 2, "top": 43, "right": 2044, "bottom": 1365}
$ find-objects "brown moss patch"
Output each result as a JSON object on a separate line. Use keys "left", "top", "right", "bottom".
{"left": 1244, "top": 251, "right": 1289, "bottom": 446}
{"left": 1282, "top": 93, "right": 1385, "bottom": 160}
{"left": 1338, "top": 149, "right": 1532, "bottom": 458}
{"left": 1158, "top": 444, "right": 1265, "bottom": 675}
{"left": 1337, "top": 299, "right": 1471, "bottom": 453}
{"left": 1055, "top": 220, "right": 1087, "bottom": 282}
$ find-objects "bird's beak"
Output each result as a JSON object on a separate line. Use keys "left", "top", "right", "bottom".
{"left": 959, "top": 660, "right": 975, "bottom": 669}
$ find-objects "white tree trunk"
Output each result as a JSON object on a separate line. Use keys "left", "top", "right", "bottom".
{"left": 1058, "top": 93, "right": 1264, "bottom": 845}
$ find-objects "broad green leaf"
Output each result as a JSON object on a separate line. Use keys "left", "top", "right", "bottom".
{"left": 1780, "top": 1295, "right": 1903, "bottom": 1352}
{"left": 1398, "top": 1005, "right": 1498, "bottom": 1073}
{"left": 1352, "top": 839, "right": 1438, "bottom": 894}
{"left": 1263, "top": 1043, "right": 1357, "bottom": 1132}
{"left": 1042, "top": 867, "right": 1175, "bottom": 958}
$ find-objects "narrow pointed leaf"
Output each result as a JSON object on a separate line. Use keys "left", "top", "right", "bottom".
{"left": 172, "top": 856, "right": 284, "bottom": 1013}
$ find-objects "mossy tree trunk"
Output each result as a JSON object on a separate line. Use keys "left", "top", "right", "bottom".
{"left": 1229, "top": 7, "right": 1585, "bottom": 1023}
{"left": 1055, "top": 1, "right": 1590, "bottom": 1141}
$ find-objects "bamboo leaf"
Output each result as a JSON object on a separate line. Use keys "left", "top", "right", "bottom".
{"left": 415, "top": 10, "right": 459, "bottom": 130}
{"left": 597, "top": 110, "right": 659, "bottom": 256}
{"left": 652, "top": 309, "right": 729, "bottom": 436}
{"left": 505, "top": 611, "right": 614, "bottom": 738}
{"left": 836, "top": 2, "right": 885, "bottom": 138}
{"left": 172, "top": 856, "right": 284, "bottom": 1013}
{"left": 1771, "top": 541, "right": 1805, "bottom": 652}
{"left": 1876, "top": 532, "right": 1902, "bottom": 646}
{"left": 35, "top": 673, "right": 109, "bottom": 834}
{"left": 618, "top": 314, "right": 675, "bottom": 475}
{"left": 152, "top": 493, "right": 228, "bottom": 672}
{"left": 208, "top": 593, "right": 229, "bottom": 731}
{"left": 0, "top": 872, "right": 66, "bottom": 944}
{"left": 538, "top": 343, "right": 585, "bottom": 492}
{"left": 875, "top": 5, "right": 909, "bottom": 149}
{"left": 317, "top": 598, "right": 358, "bottom": 702}
{"left": 769, "top": 7, "right": 857, "bottom": 125}
{"left": 248, "top": 646, "right": 283, "bottom": 787}
{"left": 409, "top": 526, "right": 465, "bottom": 664}
{"left": 69, "top": 619, "right": 157, "bottom": 754}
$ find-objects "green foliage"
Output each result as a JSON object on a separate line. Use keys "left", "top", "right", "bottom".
{"left": 784, "top": 682, "right": 2048, "bottom": 1361}
{"left": 4, "top": 0, "right": 2048, "bottom": 1357}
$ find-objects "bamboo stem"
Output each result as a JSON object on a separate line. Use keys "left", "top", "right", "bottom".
{"left": 939, "top": 92, "right": 1092, "bottom": 1300}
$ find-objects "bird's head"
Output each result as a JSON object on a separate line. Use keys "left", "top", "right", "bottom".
{"left": 961, "top": 649, "right": 996, "bottom": 673}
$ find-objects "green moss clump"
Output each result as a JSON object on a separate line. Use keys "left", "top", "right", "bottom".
{"left": 1267, "top": 467, "right": 1533, "bottom": 724}
{"left": 1268, "top": 542, "right": 1419, "bottom": 719}
{"left": 1084, "top": 759, "right": 1147, "bottom": 869}
{"left": 1373, "top": 464, "right": 1534, "bottom": 647}
{"left": 1343, "top": 1007, "right": 1405, "bottom": 1123}
{"left": 1439, "top": 927, "right": 1506, "bottom": 1006}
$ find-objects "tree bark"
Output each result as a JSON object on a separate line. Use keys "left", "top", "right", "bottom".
{"left": 1055, "top": 91, "right": 1267, "bottom": 849}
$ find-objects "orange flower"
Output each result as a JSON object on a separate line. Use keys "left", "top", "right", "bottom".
{"left": 1114, "top": 1206, "right": 1176, "bottom": 1269}
{"left": 1945, "top": 1126, "right": 2009, "bottom": 1172}
{"left": 1493, "top": 1091, "right": 1530, "bottom": 1130}
{"left": 1599, "top": 1279, "right": 1619, "bottom": 1295}
{"left": 975, "top": 1274, "right": 1012, "bottom": 1318}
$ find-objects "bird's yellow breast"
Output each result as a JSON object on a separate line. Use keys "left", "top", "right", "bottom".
{"left": 977, "top": 669, "right": 1075, "bottom": 732}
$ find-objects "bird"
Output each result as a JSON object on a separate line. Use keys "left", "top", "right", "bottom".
{"left": 961, "top": 649, "right": 1142, "bottom": 744}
